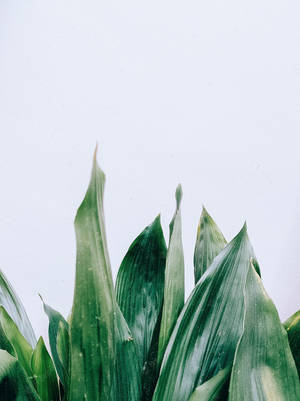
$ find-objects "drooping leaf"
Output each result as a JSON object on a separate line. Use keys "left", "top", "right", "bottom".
{"left": 0, "top": 269, "right": 36, "bottom": 347}
{"left": 41, "top": 298, "right": 69, "bottom": 389}
{"left": 152, "top": 224, "right": 256, "bottom": 401}
{"left": 0, "top": 306, "right": 33, "bottom": 378}
{"left": 284, "top": 310, "right": 300, "bottom": 377}
{"left": 229, "top": 263, "right": 300, "bottom": 400}
{"left": 31, "top": 337, "right": 59, "bottom": 401}
{"left": 188, "top": 366, "right": 231, "bottom": 401}
{"left": 0, "top": 349, "right": 40, "bottom": 401}
{"left": 115, "top": 215, "right": 167, "bottom": 373}
{"left": 158, "top": 184, "right": 185, "bottom": 365}
{"left": 69, "top": 147, "right": 116, "bottom": 401}
{"left": 193, "top": 207, "right": 227, "bottom": 284}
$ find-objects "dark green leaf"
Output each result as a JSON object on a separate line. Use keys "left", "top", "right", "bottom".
{"left": 0, "top": 306, "right": 33, "bottom": 378}
{"left": 284, "top": 310, "right": 300, "bottom": 377}
{"left": 41, "top": 298, "right": 69, "bottom": 389}
{"left": 31, "top": 337, "right": 59, "bottom": 401}
{"left": 0, "top": 269, "right": 36, "bottom": 347}
{"left": 229, "top": 263, "right": 300, "bottom": 400}
{"left": 188, "top": 366, "right": 231, "bottom": 401}
{"left": 69, "top": 148, "right": 116, "bottom": 401}
{"left": 193, "top": 207, "right": 227, "bottom": 284}
{"left": 152, "top": 224, "right": 255, "bottom": 401}
{"left": 115, "top": 215, "right": 167, "bottom": 372}
{"left": 158, "top": 184, "right": 185, "bottom": 365}
{"left": 0, "top": 349, "right": 40, "bottom": 401}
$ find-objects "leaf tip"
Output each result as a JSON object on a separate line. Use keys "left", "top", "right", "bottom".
{"left": 175, "top": 184, "right": 183, "bottom": 210}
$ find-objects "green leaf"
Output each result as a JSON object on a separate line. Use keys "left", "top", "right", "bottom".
{"left": 193, "top": 207, "right": 227, "bottom": 284}
{"left": 158, "top": 184, "right": 185, "bottom": 365}
{"left": 115, "top": 306, "right": 142, "bottom": 401}
{"left": 0, "top": 349, "right": 40, "bottom": 401}
{"left": 115, "top": 215, "right": 167, "bottom": 372}
{"left": 188, "top": 366, "right": 231, "bottom": 401}
{"left": 152, "top": 223, "right": 256, "bottom": 401}
{"left": 68, "top": 148, "right": 116, "bottom": 401}
{"left": 31, "top": 337, "right": 59, "bottom": 401}
{"left": 41, "top": 298, "right": 69, "bottom": 389}
{"left": 229, "top": 263, "right": 300, "bottom": 400}
{"left": 284, "top": 310, "right": 300, "bottom": 377}
{"left": 0, "top": 269, "right": 36, "bottom": 347}
{"left": 0, "top": 306, "right": 33, "bottom": 378}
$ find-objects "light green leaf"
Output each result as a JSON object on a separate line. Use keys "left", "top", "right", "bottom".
{"left": 31, "top": 337, "right": 59, "bottom": 401}
{"left": 69, "top": 148, "right": 116, "bottom": 401}
{"left": 42, "top": 299, "right": 69, "bottom": 389}
{"left": 0, "top": 349, "right": 40, "bottom": 401}
{"left": 193, "top": 207, "right": 227, "bottom": 284}
{"left": 158, "top": 184, "right": 185, "bottom": 365}
{"left": 188, "top": 366, "right": 231, "bottom": 401}
{"left": 0, "top": 306, "right": 33, "bottom": 378}
{"left": 115, "top": 215, "right": 167, "bottom": 373}
{"left": 229, "top": 263, "right": 300, "bottom": 401}
{"left": 284, "top": 310, "right": 300, "bottom": 377}
{"left": 0, "top": 269, "right": 36, "bottom": 347}
{"left": 152, "top": 224, "right": 256, "bottom": 401}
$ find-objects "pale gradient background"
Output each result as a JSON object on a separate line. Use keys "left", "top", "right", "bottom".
{"left": 0, "top": 1, "right": 299, "bottom": 341}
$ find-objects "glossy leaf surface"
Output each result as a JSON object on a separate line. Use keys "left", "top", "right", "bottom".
{"left": 69, "top": 150, "right": 116, "bottom": 401}
{"left": 158, "top": 184, "right": 184, "bottom": 365}
{"left": 188, "top": 367, "right": 230, "bottom": 401}
{"left": 31, "top": 337, "right": 59, "bottom": 401}
{"left": 193, "top": 207, "right": 227, "bottom": 284}
{"left": 284, "top": 310, "right": 300, "bottom": 377}
{"left": 42, "top": 300, "right": 69, "bottom": 388}
{"left": 116, "top": 215, "right": 167, "bottom": 371}
{"left": 153, "top": 224, "right": 255, "bottom": 401}
{"left": 0, "top": 306, "right": 33, "bottom": 378}
{"left": 0, "top": 349, "right": 40, "bottom": 401}
{"left": 229, "top": 264, "right": 300, "bottom": 401}
{"left": 0, "top": 269, "right": 36, "bottom": 347}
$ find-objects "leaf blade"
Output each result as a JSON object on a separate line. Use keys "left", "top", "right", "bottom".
{"left": 229, "top": 263, "right": 300, "bottom": 401}
{"left": 188, "top": 367, "right": 231, "bottom": 401}
{"left": 193, "top": 207, "right": 227, "bottom": 284}
{"left": 284, "top": 310, "right": 300, "bottom": 377}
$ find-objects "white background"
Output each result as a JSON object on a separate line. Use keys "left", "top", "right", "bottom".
{"left": 0, "top": 1, "right": 299, "bottom": 340}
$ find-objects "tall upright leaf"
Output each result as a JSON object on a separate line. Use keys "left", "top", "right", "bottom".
{"left": 0, "top": 306, "right": 33, "bottom": 378}
{"left": 193, "top": 207, "right": 226, "bottom": 284}
{"left": 229, "top": 263, "right": 300, "bottom": 400}
{"left": 284, "top": 310, "right": 300, "bottom": 377}
{"left": 31, "top": 337, "right": 59, "bottom": 401}
{"left": 0, "top": 269, "right": 36, "bottom": 347}
{"left": 0, "top": 349, "right": 40, "bottom": 401}
{"left": 158, "top": 184, "right": 184, "bottom": 365}
{"left": 115, "top": 215, "right": 167, "bottom": 372}
{"left": 69, "top": 148, "right": 116, "bottom": 401}
{"left": 153, "top": 224, "right": 257, "bottom": 401}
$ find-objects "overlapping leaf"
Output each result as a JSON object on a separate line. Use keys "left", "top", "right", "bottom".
{"left": 193, "top": 207, "right": 227, "bottom": 284}
{"left": 0, "top": 269, "right": 36, "bottom": 347}
{"left": 152, "top": 224, "right": 257, "bottom": 401}
{"left": 158, "top": 184, "right": 185, "bottom": 365}
{"left": 42, "top": 299, "right": 69, "bottom": 390}
{"left": 0, "top": 349, "right": 40, "bottom": 401}
{"left": 0, "top": 306, "right": 33, "bottom": 378}
{"left": 115, "top": 215, "right": 167, "bottom": 371}
{"left": 284, "top": 310, "right": 300, "bottom": 377}
{"left": 31, "top": 337, "right": 59, "bottom": 401}
{"left": 229, "top": 263, "right": 300, "bottom": 400}
{"left": 188, "top": 366, "right": 230, "bottom": 401}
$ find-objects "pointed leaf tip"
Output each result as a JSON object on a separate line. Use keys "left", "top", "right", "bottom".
{"left": 93, "top": 142, "right": 99, "bottom": 162}
{"left": 175, "top": 184, "right": 183, "bottom": 210}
